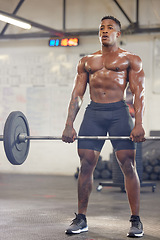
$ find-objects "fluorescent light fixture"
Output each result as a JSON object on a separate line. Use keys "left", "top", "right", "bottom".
{"left": 0, "top": 14, "right": 31, "bottom": 29}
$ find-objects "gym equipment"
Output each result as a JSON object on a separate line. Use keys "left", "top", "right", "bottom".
{"left": 3, "top": 111, "right": 30, "bottom": 165}
{"left": 1, "top": 111, "right": 160, "bottom": 166}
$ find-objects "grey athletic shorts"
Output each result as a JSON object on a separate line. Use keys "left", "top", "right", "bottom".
{"left": 78, "top": 100, "right": 136, "bottom": 152}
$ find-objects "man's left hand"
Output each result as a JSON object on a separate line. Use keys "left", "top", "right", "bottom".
{"left": 130, "top": 124, "right": 145, "bottom": 142}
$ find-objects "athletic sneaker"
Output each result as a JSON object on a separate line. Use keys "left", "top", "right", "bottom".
{"left": 127, "top": 215, "right": 144, "bottom": 238}
{"left": 65, "top": 213, "right": 88, "bottom": 234}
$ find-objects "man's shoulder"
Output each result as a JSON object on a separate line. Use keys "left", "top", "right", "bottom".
{"left": 80, "top": 50, "right": 101, "bottom": 61}
{"left": 119, "top": 48, "right": 143, "bottom": 71}
{"left": 119, "top": 48, "right": 141, "bottom": 61}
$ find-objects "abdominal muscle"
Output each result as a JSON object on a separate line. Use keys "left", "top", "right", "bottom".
{"left": 89, "top": 68, "right": 128, "bottom": 103}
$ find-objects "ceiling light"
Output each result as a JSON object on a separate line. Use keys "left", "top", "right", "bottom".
{"left": 0, "top": 14, "right": 31, "bottom": 29}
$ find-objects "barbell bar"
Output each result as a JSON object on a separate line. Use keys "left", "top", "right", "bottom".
{"left": 1, "top": 111, "right": 160, "bottom": 166}
{"left": 19, "top": 135, "right": 160, "bottom": 141}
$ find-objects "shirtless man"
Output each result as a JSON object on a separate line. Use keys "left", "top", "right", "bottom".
{"left": 62, "top": 16, "right": 145, "bottom": 238}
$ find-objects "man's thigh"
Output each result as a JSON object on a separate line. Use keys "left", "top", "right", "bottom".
{"left": 109, "top": 107, "right": 136, "bottom": 151}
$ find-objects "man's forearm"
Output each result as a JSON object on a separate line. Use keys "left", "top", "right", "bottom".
{"left": 133, "top": 95, "right": 145, "bottom": 126}
{"left": 65, "top": 96, "right": 82, "bottom": 127}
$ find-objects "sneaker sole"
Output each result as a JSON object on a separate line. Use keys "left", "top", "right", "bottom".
{"left": 65, "top": 226, "right": 88, "bottom": 234}
{"left": 127, "top": 231, "right": 144, "bottom": 238}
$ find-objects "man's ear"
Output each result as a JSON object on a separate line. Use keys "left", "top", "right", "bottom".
{"left": 117, "top": 31, "right": 121, "bottom": 38}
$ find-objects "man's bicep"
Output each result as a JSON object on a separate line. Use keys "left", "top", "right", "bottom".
{"left": 71, "top": 56, "right": 89, "bottom": 97}
{"left": 128, "top": 55, "right": 145, "bottom": 95}
{"left": 129, "top": 68, "right": 145, "bottom": 95}
{"left": 72, "top": 71, "right": 88, "bottom": 98}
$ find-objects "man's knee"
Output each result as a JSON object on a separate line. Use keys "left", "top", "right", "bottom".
{"left": 116, "top": 149, "right": 136, "bottom": 177}
{"left": 122, "top": 158, "right": 136, "bottom": 177}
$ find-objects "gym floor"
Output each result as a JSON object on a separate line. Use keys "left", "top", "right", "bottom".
{"left": 0, "top": 174, "right": 159, "bottom": 240}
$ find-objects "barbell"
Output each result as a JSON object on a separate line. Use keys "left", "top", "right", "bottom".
{"left": 1, "top": 111, "right": 160, "bottom": 165}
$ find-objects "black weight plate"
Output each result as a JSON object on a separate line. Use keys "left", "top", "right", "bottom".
{"left": 3, "top": 111, "right": 30, "bottom": 165}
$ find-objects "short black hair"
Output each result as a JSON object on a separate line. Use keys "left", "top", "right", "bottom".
{"left": 101, "top": 16, "right": 121, "bottom": 31}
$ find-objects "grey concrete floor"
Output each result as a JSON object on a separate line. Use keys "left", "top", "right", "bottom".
{"left": 0, "top": 174, "right": 159, "bottom": 240}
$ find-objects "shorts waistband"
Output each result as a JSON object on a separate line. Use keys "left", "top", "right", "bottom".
{"left": 87, "top": 100, "right": 128, "bottom": 111}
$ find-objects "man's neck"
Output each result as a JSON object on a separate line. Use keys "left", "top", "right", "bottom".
{"left": 101, "top": 44, "right": 119, "bottom": 54}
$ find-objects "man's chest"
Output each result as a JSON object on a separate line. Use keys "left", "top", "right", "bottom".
{"left": 85, "top": 53, "right": 129, "bottom": 73}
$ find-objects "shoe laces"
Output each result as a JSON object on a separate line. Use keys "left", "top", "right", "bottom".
{"left": 130, "top": 219, "right": 141, "bottom": 229}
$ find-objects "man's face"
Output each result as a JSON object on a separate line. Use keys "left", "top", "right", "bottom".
{"left": 99, "top": 19, "right": 121, "bottom": 46}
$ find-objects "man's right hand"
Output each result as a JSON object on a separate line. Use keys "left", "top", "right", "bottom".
{"left": 62, "top": 125, "right": 77, "bottom": 143}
